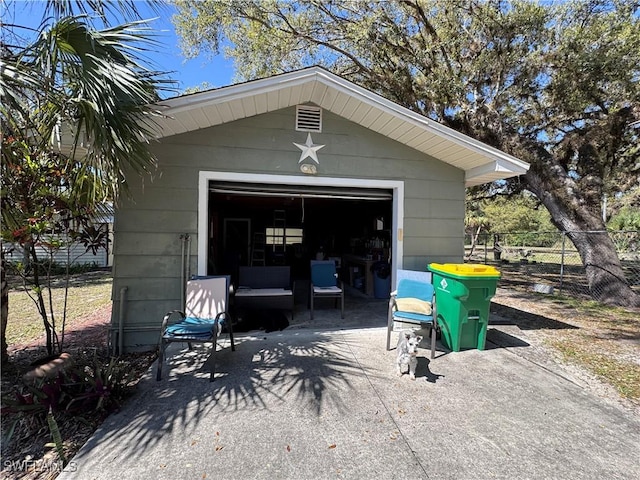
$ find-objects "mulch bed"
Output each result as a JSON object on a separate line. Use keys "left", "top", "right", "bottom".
{"left": 1, "top": 305, "right": 156, "bottom": 480}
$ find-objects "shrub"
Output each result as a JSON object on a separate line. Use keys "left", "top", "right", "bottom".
{"left": 2, "top": 353, "right": 137, "bottom": 420}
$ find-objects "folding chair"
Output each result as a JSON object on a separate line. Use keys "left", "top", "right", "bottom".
{"left": 310, "top": 260, "right": 344, "bottom": 319}
{"left": 386, "top": 269, "right": 437, "bottom": 359}
{"left": 156, "top": 275, "right": 235, "bottom": 382}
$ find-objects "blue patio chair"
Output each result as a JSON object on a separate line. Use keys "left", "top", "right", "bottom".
{"left": 386, "top": 269, "right": 437, "bottom": 359}
{"left": 156, "top": 275, "right": 235, "bottom": 382}
{"left": 310, "top": 260, "right": 344, "bottom": 320}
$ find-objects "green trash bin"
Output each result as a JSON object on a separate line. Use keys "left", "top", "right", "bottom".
{"left": 427, "top": 263, "right": 501, "bottom": 352}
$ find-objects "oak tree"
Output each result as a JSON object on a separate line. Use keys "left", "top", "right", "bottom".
{"left": 174, "top": 0, "right": 640, "bottom": 306}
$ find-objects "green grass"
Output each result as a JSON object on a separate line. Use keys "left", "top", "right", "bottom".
{"left": 549, "top": 294, "right": 637, "bottom": 318}
{"left": 465, "top": 245, "right": 586, "bottom": 265}
{"left": 6, "top": 271, "right": 113, "bottom": 346}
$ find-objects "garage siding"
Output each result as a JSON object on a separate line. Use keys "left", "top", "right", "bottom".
{"left": 112, "top": 107, "right": 464, "bottom": 351}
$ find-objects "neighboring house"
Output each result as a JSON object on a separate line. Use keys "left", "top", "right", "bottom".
{"left": 3, "top": 206, "right": 113, "bottom": 268}
{"left": 112, "top": 67, "right": 529, "bottom": 352}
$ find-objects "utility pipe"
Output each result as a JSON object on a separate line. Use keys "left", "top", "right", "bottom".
{"left": 185, "top": 234, "right": 192, "bottom": 282}
{"left": 180, "top": 234, "right": 187, "bottom": 309}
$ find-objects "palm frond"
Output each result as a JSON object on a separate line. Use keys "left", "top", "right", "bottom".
{"left": 43, "top": 0, "right": 167, "bottom": 24}
{"left": 2, "top": 14, "right": 177, "bottom": 205}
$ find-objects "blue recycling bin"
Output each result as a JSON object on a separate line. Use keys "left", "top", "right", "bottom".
{"left": 372, "top": 261, "right": 391, "bottom": 299}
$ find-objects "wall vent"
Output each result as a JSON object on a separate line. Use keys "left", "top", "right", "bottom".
{"left": 296, "top": 105, "right": 322, "bottom": 132}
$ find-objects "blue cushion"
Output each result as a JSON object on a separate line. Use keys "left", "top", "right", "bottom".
{"left": 397, "top": 279, "right": 434, "bottom": 301}
{"left": 182, "top": 316, "right": 225, "bottom": 325}
{"left": 165, "top": 320, "right": 215, "bottom": 337}
{"left": 393, "top": 310, "right": 433, "bottom": 323}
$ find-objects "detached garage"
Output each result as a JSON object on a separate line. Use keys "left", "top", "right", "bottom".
{"left": 111, "top": 67, "right": 528, "bottom": 352}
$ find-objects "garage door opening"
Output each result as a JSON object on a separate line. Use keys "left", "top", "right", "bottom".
{"left": 207, "top": 182, "right": 393, "bottom": 298}
{"left": 197, "top": 172, "right": 405, "bottom": 297}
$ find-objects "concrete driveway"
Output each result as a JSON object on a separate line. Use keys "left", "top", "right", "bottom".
{"left": 58, "top": 318, "right": 640, "bottom": 480}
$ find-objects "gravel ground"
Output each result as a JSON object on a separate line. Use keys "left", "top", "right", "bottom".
{"left": 491, "top": 287, "right": 640, "bottom": 414}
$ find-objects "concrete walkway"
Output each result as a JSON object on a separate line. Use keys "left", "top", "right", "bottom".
{"left": 59, "top": 304, "right": 640, "bottom": 480}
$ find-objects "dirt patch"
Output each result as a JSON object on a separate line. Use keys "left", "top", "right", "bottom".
{"left": 491, "top": 288, "right": 640, "bottom": 412}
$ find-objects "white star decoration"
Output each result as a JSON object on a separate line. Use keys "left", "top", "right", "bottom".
{"left": 293, "top": 133, "right": 325, "bottom": 164}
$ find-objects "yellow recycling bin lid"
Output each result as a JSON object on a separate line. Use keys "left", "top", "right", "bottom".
{"left": 428, "top": 263, "right": 501, "bottom": 279}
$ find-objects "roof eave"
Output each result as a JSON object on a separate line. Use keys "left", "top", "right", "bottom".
{"left": 156, "top": 67, "right": 530, "bottom": 186}
{"left": 465, "top": 158, "right": 530, "bottom": 187}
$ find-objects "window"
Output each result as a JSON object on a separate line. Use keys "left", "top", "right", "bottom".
{"left": 266, "top": 227, "right": 303, "bottom": 247}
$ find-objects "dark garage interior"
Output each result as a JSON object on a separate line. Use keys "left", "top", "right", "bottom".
{"left": 207, "top": 182, "right": 393, "bottom": 300}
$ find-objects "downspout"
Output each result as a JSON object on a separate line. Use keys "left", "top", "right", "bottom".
{"left": 118, "top": 286, "right": 128, "bottom": 355}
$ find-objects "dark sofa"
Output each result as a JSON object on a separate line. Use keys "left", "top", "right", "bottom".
{"left": 235, "top": 266, "right": 295, "bottom": 319}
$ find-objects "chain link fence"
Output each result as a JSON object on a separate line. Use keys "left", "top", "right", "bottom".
{"left": 465, "top": 230, "right": 640, "bottom": 301}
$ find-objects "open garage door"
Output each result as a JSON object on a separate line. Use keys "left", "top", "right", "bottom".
{"left": 207, "top": 180, "right": 394, "bottom": 298}
{"left": 197, "top": 172, "right": 405, "bottom": 293}
{"left": 209, "top": 181, "right": 393, "bottom": 201}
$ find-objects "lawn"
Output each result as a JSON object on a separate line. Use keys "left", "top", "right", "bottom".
{"left": 5, "top": 270, "right": 113, "bottom": 348}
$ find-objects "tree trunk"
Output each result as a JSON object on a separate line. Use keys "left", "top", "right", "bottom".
{"left": 524, "top": 164, "right": 640, "bottom": 308}
{"left": 567, "top": 230, "right": 638, "bottom": 306}
{"left": 1, "top": 248, "right": 8, "bottom": 363}
{"left": 26, "top": 243, "right": 56, "bottom": 355}
{"left": 465, "top": 225, "right": 483, "bottom": 261}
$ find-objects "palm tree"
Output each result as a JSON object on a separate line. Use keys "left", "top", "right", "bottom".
{"left": 1, "top": 0, "right": 175, "bottom": 357}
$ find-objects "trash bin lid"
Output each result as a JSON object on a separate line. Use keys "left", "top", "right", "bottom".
{"left": 428, "top": 263, "right": 501, "bottom": 279}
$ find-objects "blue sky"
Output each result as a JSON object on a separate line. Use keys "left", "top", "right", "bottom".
{"left": 2, "top": 1, "right": 236, "bottom": 97}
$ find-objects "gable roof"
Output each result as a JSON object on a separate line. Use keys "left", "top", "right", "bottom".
{"left": 156, "top": 67, "right": 529, "bottom": 187}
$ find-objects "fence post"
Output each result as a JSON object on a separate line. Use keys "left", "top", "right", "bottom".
{"left": 559, "top": 232, "right": 566, "bottom": 295}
